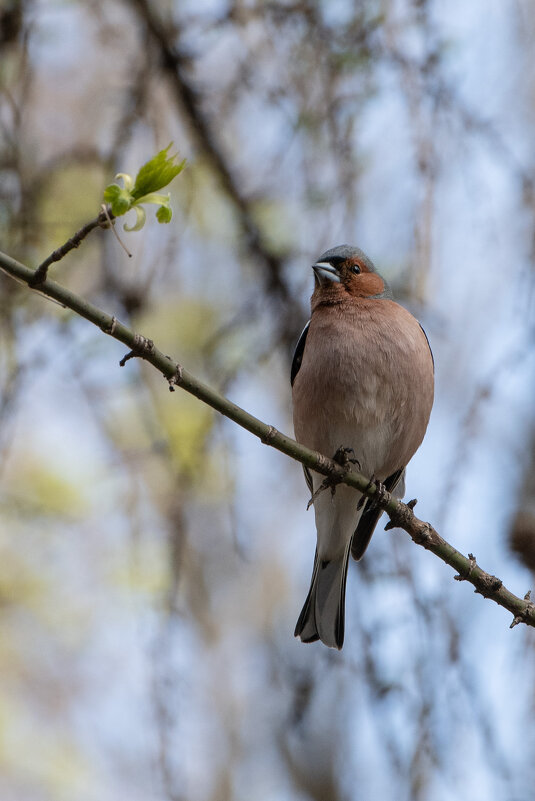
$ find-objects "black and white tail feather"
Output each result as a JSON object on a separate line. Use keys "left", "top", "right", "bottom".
{"left": 294, "top": 545, "right": 351, "bottom": 649}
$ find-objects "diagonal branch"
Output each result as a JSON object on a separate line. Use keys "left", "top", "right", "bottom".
{"left": 1, "top": 247, "right": 534, "bottom": 630}
{"left": 29, "top": 207, "right": 113, "bottom": 286}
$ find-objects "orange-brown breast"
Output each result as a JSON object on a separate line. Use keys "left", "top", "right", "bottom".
{"left": 292, "top": 297, "right": 434, "bottom": 479}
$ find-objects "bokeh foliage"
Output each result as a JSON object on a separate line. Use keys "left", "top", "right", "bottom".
{"left": 1, "top": 2, "right": 535, "bottom": 800}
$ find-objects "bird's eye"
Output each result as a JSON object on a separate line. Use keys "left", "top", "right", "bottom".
{"left": 351, "top": 264, "right": 361, "bottom": 274}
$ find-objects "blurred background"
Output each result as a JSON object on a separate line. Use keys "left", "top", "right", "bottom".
{"left": 1, "top": 1, "right": 535, "bottom": 799}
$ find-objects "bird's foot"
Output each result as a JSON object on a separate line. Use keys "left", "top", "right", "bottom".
{"left": 306, "top": 477, "right": 336, "bottom": 509}
{"left": 373, "top": 479, "right": 387, "bottom": 507}
{"left": 369, "top": 478, "right": 387, "bottom": 509}
{"left": 307, "top": 479, "right": 330, "bottom": 509}
{"left": 357, "top": 476, "right": 386, "bottom": 511}
{"left": 306, "top": 447, "right": 360, "bottom": 510}
{"left": 333, "top": 446, "right": 361, "bottom": 471}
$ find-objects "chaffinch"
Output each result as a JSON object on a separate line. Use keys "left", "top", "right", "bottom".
{"left": 291, "top": 245, "right": 434, "bottom": 649}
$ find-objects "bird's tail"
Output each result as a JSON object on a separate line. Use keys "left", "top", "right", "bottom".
{"left": 294, "top": 545, "right": 351, "bottom": 650}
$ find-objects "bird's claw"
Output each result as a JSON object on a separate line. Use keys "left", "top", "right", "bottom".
{"left": 374, "top": 479, "right": 387, "bottom": 504}
{"left": 307, "top": 447, "right": 361, "bottom": 509}
{"left": 357, "top": 476, "right": 386, "bottom": 511}
{"left": 369, "top": 478, "right": 387, "bottom": 509}
{"left": 307, "top": 478, "right": 331, "bottom": 509}
{"left": 333, "top": 446, "right": 361, "bottom": 471}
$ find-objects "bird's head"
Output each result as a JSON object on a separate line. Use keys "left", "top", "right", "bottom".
{"left": 311, "top": 245, "right": 392, "bottom": 300}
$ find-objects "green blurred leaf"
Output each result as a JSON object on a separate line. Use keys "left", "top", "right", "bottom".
{"left": 40, "top": 163, "right": 107, "bottom": 250}
{"left": 132, "top": 144, "right": 186, "bottom": 198}
{"left": 5, "top": 458, "right": 88, "bottom": 519}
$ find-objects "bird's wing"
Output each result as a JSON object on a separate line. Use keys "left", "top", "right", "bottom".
{"left": 291, "top": 321, "right": 313, "bottom": 491}
{"left": 303, "top": 465, "right": 313, "bottom": 494}
{"left": 350, "top": 468, "right": 405, "bottom": 561}
{"left": 419, "top": 323, "right": 434, "bottom": 369}
{"left": 290, "top": 321, "right": 310, "bottom": 386}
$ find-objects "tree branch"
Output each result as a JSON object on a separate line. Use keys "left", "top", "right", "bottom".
{"left": 1, "top": 247, "right": 534, "bottom": 630}
{"left": 127, "top": 0, "right": 303, "bottom": 340}
{"left": 28, "top": 207, "right": 113, "bottom": 287}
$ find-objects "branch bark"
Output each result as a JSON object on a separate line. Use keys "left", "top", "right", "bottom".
{"left": 1, "top": 248, "right": 534, "bottom": 630}
{"left": 28, "top": 208, "right": 113, "bottom": 286}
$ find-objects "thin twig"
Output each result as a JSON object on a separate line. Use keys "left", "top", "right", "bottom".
{"left": 29, "top": 207, "right": 114, "bottom": 287}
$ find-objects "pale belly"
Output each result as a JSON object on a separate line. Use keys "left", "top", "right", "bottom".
{"left": 292, "top": 304, "right": 433, "bottom": 480}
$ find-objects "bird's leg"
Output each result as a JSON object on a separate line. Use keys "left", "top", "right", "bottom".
{"left": 306, "top": 446, "right": 361, "bottom": 509}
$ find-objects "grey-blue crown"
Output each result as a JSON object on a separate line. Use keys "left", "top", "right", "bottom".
{"left": 317, "top": 245, "right": 376, "bottom": 273}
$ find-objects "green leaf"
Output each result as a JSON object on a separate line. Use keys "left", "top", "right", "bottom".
{"left": 103, "top": 184, "right": 132, "bottom": 216}
{"left": 156, "top": 205, "right": 172, "bottom": 224}
{"left": 132, "top": 144, "right": 186, "bottom": 199}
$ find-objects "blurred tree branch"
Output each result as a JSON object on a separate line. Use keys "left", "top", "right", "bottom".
{"left": 1, "top": 246, "right": 534, "bottom": 632}
{"left": 128, "top": 0, "right": 302, "bottom": 340}
{"left": 28, "top": 207, "right": 113, "bottom": 287}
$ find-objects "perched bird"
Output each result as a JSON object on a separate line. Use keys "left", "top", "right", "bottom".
{"left": 292, "top": 245, "right": 434, "bottom": 649}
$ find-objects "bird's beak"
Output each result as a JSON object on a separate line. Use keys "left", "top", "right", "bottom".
{"left": 312, "top": 262, "right": 341, "bottom": 286}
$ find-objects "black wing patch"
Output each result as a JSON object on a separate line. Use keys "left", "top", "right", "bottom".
{"left": 419, "top": 323, "right": 434, "bottom": 370}
{"left": 303, "top": 465, "right": 313, "bottom": 494}
{"left": 290, "top": 321, "right": 310, "bottom": 386}
{"left": 291, "top": 322, "right": 312, "bottom": 490}
{"left": 350, "top": 468, "right": 405, "bottom": 561}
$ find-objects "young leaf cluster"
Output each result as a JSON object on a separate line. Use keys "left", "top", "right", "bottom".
{"left": 103, "top": 144, "right": 186, "bottom": 231}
